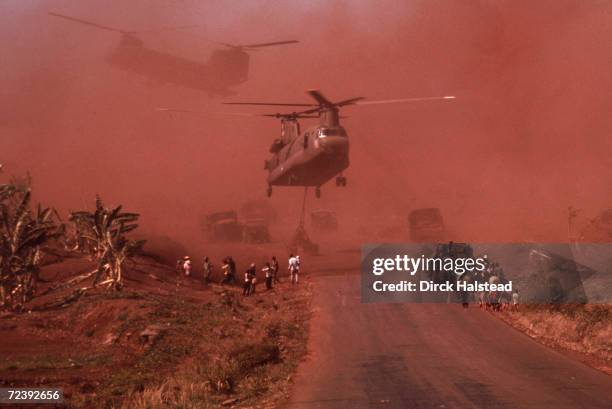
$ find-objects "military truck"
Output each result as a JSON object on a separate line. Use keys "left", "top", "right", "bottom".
{"left": 242, "top": 218, "right": 271, "bottom": 243}
{"left": 204, "top": 211, "right": 243, "bottom": 242}
{"left": 240, "top": 199, "right": 278, "bottom": 225}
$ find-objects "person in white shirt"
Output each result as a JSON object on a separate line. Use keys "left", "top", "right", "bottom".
{"left": 511, "top": 290, "right": 519, "bottom": 312}
{"left": 182, "top": 256, "right": 192, "bottom": 277}
{"left": 263, "top": 262, "right": 273, "bottom": 290}
{"left": 288, "top": 254, "right": 299, "bottom": 284}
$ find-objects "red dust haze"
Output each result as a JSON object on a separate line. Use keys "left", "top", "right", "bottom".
{"left": 2, "top": 0, "right": 612, "bottom": 249}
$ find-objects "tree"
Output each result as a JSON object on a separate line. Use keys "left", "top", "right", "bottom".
{"left": 0, "top": 181, "right": 64, "bottom": 311}
{"left": 69, "top": 197, "right": 145, "bottom": 291}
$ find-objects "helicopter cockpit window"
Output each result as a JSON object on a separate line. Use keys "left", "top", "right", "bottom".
{"left": 318, "top": 128, "right": 347, "bottom": 138}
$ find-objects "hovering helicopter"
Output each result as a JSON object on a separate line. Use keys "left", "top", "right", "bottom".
{"left": 223, "top": 90, "right": 456, "bottom": 198}
{"left": 48, "top": 12, "right": 298, "bottom": 96}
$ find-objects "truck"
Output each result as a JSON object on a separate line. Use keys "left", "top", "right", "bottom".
{"left": 204, "top": 211, "right": 243, "bottom": 242}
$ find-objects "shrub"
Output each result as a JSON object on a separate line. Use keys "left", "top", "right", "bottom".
{"left": 69, "top": 197, "right": 145, "bottom": 291}
{"left": 0, "top": 178, "right": 63, "bottom": 311}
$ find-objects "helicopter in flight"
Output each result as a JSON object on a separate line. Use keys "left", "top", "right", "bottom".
{"left": 223, "top": 90, "right": 456, "bottom": 198}
{"left": 48, "top": 12, "right": 298, "bottom": 97}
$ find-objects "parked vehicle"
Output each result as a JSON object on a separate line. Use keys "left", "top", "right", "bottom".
{"left": 242, "top": 218, "right": 271, "bottom": 243}
{"left": 204, "top": 211, "right": 243, "bottom": 242}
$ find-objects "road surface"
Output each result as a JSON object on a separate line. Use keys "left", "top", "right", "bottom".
{"left": 288, "top": 273, "right": 611, "bottom": 409}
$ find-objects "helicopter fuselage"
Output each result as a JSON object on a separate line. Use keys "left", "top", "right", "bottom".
{"left": 225, "top": 89, "right": 454, "bottom": 194}
{"left": 265, "top": 124, "right": 349, "bottom": 187}
{"left": 48, "top": 12, "right": 297, "bottom": 97}
{"left": 106, "top": 35, "right": 248, "bottom": 95}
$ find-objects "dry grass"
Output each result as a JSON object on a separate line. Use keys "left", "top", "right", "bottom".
{"left": 121, "top": 282, "right": 312, "bottom": 409}
{"left": 497, "top": 304, "right": 612, "bottom": 371}
{"left": 0, "top": 253, "right": 312, "bottom": 409}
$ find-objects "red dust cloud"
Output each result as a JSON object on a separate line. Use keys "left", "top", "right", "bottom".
{"left": 2, "top": 0, "right": 612, "bottom": 252}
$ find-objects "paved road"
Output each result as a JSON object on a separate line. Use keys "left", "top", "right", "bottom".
{"left": 288, "top": 273, "right": 611, "bottom": 409}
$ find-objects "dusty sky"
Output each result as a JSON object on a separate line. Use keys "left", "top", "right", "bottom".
{"left": 2, "top": 0, "right": 612, "bottom": 246}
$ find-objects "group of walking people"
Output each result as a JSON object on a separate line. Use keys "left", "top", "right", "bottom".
{"left": 176, "top": 253, "right": 301, "bottom": 297}
{"left": 474, "top": 256, "right": 519, "bottom": 311}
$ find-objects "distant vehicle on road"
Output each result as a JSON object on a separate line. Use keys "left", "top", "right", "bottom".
{"left": 310, "top": 210, "right": 338, "bottom": 232}
{"left": 408, "top": 208, "right": 445, "bottom": 242}
{"left": 435, "top": 241, "right": 474, "bottom": 259}
{"left": 204, "top": 211, "right": 243, "bottom": 242}
{"left": 240, "top": 199, "right": 278, "bottom": 225}
{"left": 242, "top": 218, "right": 271, "bottom": 244}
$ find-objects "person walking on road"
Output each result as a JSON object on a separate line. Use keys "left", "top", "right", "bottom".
{"left": 243, "top": 269, "right": 252, "bottom": 296}
{"left": 512, "top": 290, "right": 520, "bottom": 312}
{"left": 182, "top": 256, "right": 192, "bottom": 277}
{"left": 289, "top": 254, "right": 299, "bottom": 285}
{"left": 203, "top": 256, "right": 213, "bottom": 284}
{"left": 222, "top": 256, "right": 237, "bottom": 285}
{"left": 250, "top": 263, "right": 258, "bottom": 295}
{"left": 263, "top": 262, "right": 273, "bottom": 290}
{"left": 271, "top": 256, "right": 280, "bottom": 283}
{"left": 243, "top": 263, "right": 257, "bottom": 296}
{"left": 229, "top": 257, "right": 237, "bottom": 282}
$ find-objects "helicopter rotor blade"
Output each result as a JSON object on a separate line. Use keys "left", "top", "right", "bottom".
{"left": 221, "top": 40, "right": 299, "bottom": 51}
{"left": 158, "top": 108, "right": 318, "bottom": 120}
{"left": 218, "top": 112, "right": 265, "bottom": 117}
{"left": 221, "top": 92, "right": 456, "bottom": 118}
{"left": 219, "top": 42, "right": 242, "bottom": 49}
{"left": 223, "top": 102, "right": 317, "bottom": 107}
{"left": 132, "top": 24, "right": 205, "bottom": 35}
{"left": 262, "top": 114, "right": 319, "bottom": 119}
{"left": 336, "top": 97, "right": 366, "bottom": 107}
{"left": 354, "top": 96, "right": 456, "bottom": 105}
{"left": 306, "top": 90, "right": 364, "bottom": 108}
{"left": 307, "top": 90, "right": 333, "bottom": 106}
{"left": 48, "top": 12, "right": 132, "bottom": 34}
{"left": 49, "top": 12, "right": 203, "bottom": 36}
{"left": 156, "top": 108, "right": 210, "bottom": 115}
{"left": 158, "top": 108, "right": 260, "bottom": 117}
{"left": 242, "top": 40, "right": 299, "bottom": 49}
{"left": 298, "top": 107, "right": 323, "bottom": 115}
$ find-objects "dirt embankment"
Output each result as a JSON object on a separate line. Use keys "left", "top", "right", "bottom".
{"left": 496, "top": 305, "right": 612, "bottom": 374}
{"left": 0, "top": 254, "right": 312, "bottom": 409}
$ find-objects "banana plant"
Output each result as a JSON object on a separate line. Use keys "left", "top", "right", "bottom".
{"left": 69, "top": 197, "right": 145, "bottom": 291}
{"left": 0, "top": 182, "right": 64, "bottom": 311}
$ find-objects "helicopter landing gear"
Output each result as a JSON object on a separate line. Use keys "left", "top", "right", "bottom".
{"left": 267, "top": 185, "right": 273, "bottom": 198}
{"left": 335, "top": 175, "right": 347, "bottom": 187}
{"left": 315, "top": 187, "right": 321, "bottom": 199}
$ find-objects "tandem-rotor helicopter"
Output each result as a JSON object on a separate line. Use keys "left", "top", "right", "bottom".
{"left": 223, "top": 90, "right": 456, "bottom": 198}
{"left": 48, "top": 12, "right": 298, "bottom": 96}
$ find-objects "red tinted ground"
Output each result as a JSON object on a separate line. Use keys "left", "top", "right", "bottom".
{"left": 0, "top": 253, "right": 311, "bottom": 409}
